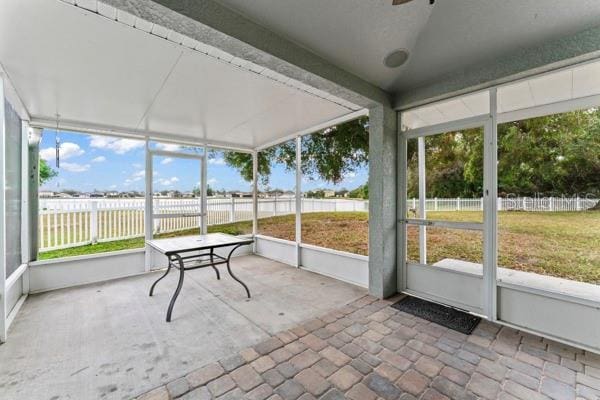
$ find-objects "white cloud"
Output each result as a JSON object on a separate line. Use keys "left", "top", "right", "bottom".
{"left": 91, "top": 156, "right": 106, "bottom": 163}
{"left": 40, "top": 142, "right": 84, "bottom": 161}
{"left": 132, "top": 163, "right": 143, "bottom": 169}
{"left": 161, "top": 157, "right": 173, "bottom": 165}
{"left": 109, "top": 185, "right": 117, "bottom": 189}
{"left": 61, "top": 162, "right": 90, "bottom": 173}
{"left": 155, "top": 143, "right": 182, "bottom": 152}
{"left": 90, "top": 135, "right": 144, "bottom": 154}
{"left": 207, "top": 178, "right": 218, "bottom": 185}
{"left": 155, "top": 176, "right": 179, "bottom": 186}
{"left": 209, "top": 157, "right": 225, "bottom": 165}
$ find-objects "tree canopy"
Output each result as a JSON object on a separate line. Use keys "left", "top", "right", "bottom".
{"left": 220, "top": 117, "right": 369, "bottom": 186}
{"left": 407, "top": 108, "right": 600, "bottom": 198}
{"left": 39, "top": 159, "right": 58, "bottom": 185}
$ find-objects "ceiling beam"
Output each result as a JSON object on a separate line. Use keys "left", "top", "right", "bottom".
{"left": 395, "top": 24, "right": 600, "bottom": 110}
{"left": 101, "top": 0, "right": 391, "bottom": 109}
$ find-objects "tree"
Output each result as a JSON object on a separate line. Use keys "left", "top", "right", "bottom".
{"left": 406, "top": 108, "right": 600, "bottom": 199}
{"left": 39, "top": 159, "right": 58, "bottom": 185}
{"left": 349, "top": 182, "right": 369, "bottom": 199}
{"left": 221, "top": 117, "right": 369, "bottom": 185}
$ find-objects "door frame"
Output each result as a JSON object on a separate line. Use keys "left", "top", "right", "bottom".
{"left": 144, "top": 143, "right": 207, "bottom": 271}
{"left": 398, "top": 107, "right": 498, "bottom": 321}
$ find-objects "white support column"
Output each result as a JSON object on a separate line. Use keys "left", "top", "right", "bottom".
{"left": 144, "top": 139, "right": 153, "bottom": 272}
{"left": 20, "top": 122, "right": 30, "bottom": 294}
{"left": 0, "top": 76, "right": 7, "bottom": 342}
{"left": 483, "top": 88, "right": 499, "bottom": 320}
{"left": 252, "top": 151, "right": 258, "bottom": 252}
{"left": 295, "top": 136, "right": 302, "bottom": 267}
{"left": 201, "top": 146, "right": 208, "bottom": 235}
{"left": 418, "top": 136, "right": 427, "bottom": 264}
{"left": 397, "top": 113, "right": 408, "bottom": 292}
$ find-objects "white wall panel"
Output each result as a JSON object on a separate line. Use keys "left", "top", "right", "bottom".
{"left": 300, "top": 245, "right": 368, "bottom": 288}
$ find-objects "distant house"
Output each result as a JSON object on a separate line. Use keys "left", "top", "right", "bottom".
{"left": 39, "top": 191, "right": 55, "bottom": 198}
{"left": 232, "top": 192, "right": 252, "bottom": 198}
{"left": 323, "top": 190, "right": 335, "bottom": 198}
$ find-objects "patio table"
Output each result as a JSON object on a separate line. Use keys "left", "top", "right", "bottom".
{"left": 147, "top": 233, "right": 253, "bottom": 322}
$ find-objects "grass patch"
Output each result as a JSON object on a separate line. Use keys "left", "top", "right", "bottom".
{"left": 38, "top": 211, "right": 600, "bottom": 284}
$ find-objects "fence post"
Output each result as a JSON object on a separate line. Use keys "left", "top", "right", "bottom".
{"left": 434, "top": 197, "right": 438, "bottom": 211}
{"left": 480, "top": 197, "right": 484, "bottom": 211}
{"left": 576, "top": 195, "right": 581, "bottom": 211}
{"left": 273, "top": 196, "right": 277, "bottom": 216}
{"left": 230, "top": 197, "right": 235, "bottom": 222}
{"left": 497, "top": 198, "right": 502, "bottom": 211}
{"left": 549, "top": 197, "right": 554, "bottom": 212}
{"left": 457, "top": 197, "right": 460, "bottom": 211}
{"left": 90, "top": 201, "right": 98, "bottom": 244}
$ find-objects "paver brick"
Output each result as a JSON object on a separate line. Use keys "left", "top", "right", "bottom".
{"left": 230, "top": 365, "right": 263, "bottom": 391}
{"left": 346, "top": 382, "right": 377, "bottom": 400}
{"left": 246, "top": 383, "right": 273, "bottom": 400}
{"left": 507, "top": 369, "right": 540, "bottom": 390}
{"left": 467, "top": 372, "right": 501, "bottom": 399}
{"left": 179, "top": 386, "right": 211, "bottom": 400}
{"left": 340, "top": 343, "right": 363, "bottom": 358}
{"left": 312, "top": 358, "right": 338, "bottom": 378}
{"left": 240, "top": 348, "right": 261, "bottom": 363}
{"left": 284, "top": 341, "right": 307, "bottom": 356}
{"left": 363, "top": 329, "right": 384, "bottom": 342}
{"left": 302, "top": 318, "right": 325, "bottom": 332}
{"left": 299, "top": 334, "right": 327, "bottom": 352}
{"left": 262, "top": 369, "right": 285, "bottom": 387}
{"left": 542, "top": 363, "right": 575, "bottom": 387}
{"left": 137, "top": 386, "right": 170, "bottom": 400}
{"left": 421, "top": 388, "right": 450, "bottom": 400}
{"left": 327, "top": 365, "right": 362, "bottom": 391}
{"left": 363, "top": 372, "right": 402, "bottom": 400}
{"left": 319, "top": 388, "right": 346, "bottom": 400}
{"left": 540, "top": 377, "right": 575, "bottom": 400}
{"left": 290, "top": 349, "right": 320, "bottom": 370}
{"left": 397, "top": 369, "right": 429, "bottom": 396}
{"left": 378, "top": 349, "right": 411, "bottom": 371}
{"left": 166, "top": 377, "right": 189, "bottom": 398}
{"left": 476, "top": 357, "right": 507, "bottom": 381}
{"left": 270, "top": 348, "right": 293, "bottom": 363}
{"left": 251, "top": 356, "right": 276, "bottom": 374}
{"left": 207, "top": 374, "right": 236, "bottom": 397}
{"left": 380, "top": 335, "right": 405, "bottom": 351}
{"left": 375, "top": 362, "right": 402, "bottom": 381}
{"left": 437, "top": 352, "right": 475, "bottom": 374}
{"left": 220, "top": 354, "right": 246, "bottom": 372}
{"left": 313, "top": 328, "right": 334, "bottom": 340}
{"left": 408, "top": 339, "right": 440, "bottom": 358}
{"left": 415, "top": 356, "right": 444, "bottom": 378}
{"left": 254, "top": 338, "right": 284, "bottom": 355}
{"left": 350, "top": 358, "right": 373, "bottom": 375}
{"left": 440, "top": 366, "right": 469, "bottom": 386}
{"left": 503, "top": 380, "right": 550, "bottom": 400}
{"left": 431, "top": 376, "right": 477, "bottom": 400}
{"left": 186, "top": 363, "right": 225, "bottom": 388}
{"left": 276, "top": 362, "right": 300, "bottom": 379}
{"left": 320, "top": 346, "right": 351, "bottom": 367}
{"left": 294, "top": 368, "right": 331, "bottom": 396}
{"left": 276, "top": 331, "right": 298, "bottom": 345}
{"left": 274, "top": 380, "right": 304, "bottom": 400}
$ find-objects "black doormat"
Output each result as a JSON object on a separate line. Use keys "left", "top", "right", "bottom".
{"left": 391, "top": 296, "right": 481, "bottom": 335}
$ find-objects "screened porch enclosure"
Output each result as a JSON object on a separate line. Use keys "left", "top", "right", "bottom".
{"left": 1, "top": 0, "right": 600, "bottom": 399}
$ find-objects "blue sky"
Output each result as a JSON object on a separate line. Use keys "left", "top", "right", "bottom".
{"left": 40, "top": 129, "right": 368, "bottom": 193}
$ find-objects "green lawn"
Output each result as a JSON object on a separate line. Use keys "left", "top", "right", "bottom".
{"left": 38, "top": 211, "right": 600, "bottom": 284}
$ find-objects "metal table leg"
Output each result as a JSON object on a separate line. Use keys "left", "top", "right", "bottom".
{"left": 166, "top": 253, "right": 185, "bottom": 322}
{"left": 225, "top": 244, "right": 251, "bottom": 298}
{"left": 149, "top": 257, "right": 172, "bottom": 296}
{"left": 210, "top": 247, "right": 220, "bottom": 280}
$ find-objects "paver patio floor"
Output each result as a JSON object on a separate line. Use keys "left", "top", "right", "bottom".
{"left": 137, "top": 294, "right": 600, "bottom": 400}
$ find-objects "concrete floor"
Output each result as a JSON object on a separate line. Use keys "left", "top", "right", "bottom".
{"left": 0, "top": 255, "right": 366, "bottom": 400}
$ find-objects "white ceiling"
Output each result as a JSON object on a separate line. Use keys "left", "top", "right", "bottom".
{"left": 215, "top": 0, "right": 600, "bottom": 93}
{"left": 0, "top": 0, "right": 359, "bottom": 149}
{"left": 402, "top": 59, "right": 600, "bottom": 130}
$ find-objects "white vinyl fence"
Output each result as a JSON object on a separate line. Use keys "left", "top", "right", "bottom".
{"left": 38, "top": 196, "right": 597, "bottom": 252}
{"left": 38, "top": 197, "right": 369, "bottom": 251}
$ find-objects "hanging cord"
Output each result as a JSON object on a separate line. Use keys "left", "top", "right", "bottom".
{"left": 55, "top": 113, "right": 60, "bottom": 169}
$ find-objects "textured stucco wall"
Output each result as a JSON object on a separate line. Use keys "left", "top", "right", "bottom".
{"left": 368, "top": 104, "right": 398, "bottom": 298}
